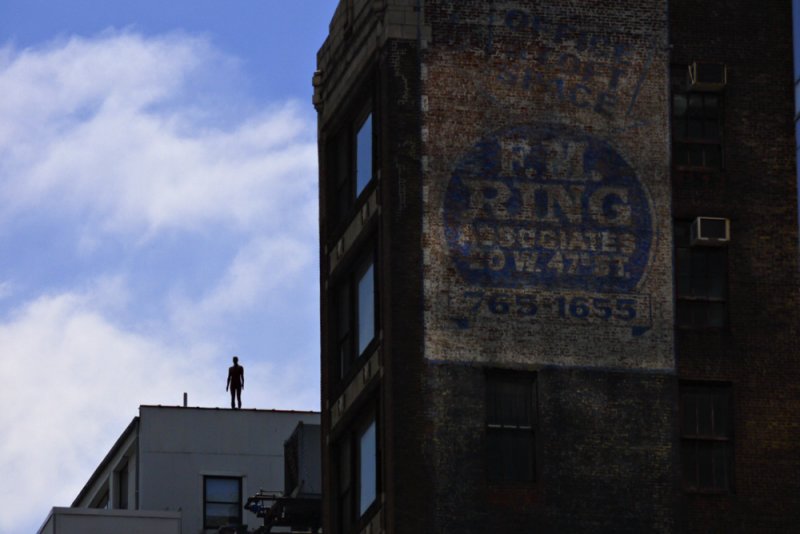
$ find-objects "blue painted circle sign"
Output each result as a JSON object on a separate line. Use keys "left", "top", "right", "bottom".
{"left": 444, "top": 123, "right": 652, "bottom": 293}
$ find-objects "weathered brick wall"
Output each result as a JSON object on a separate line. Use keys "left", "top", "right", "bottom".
{"left": 421, "top": 0, "right": 675, "bottom": 371}
{"left": 537, "top": 368, "right": 677, "bottom": 533}
{"left": 379, "top": 38, "right": 431, "bottom": 534}
{"left": 670, "top": 1, "right": 800, "bottom": 532}
{"left": 316, "top": 3, "right": 426, "bottom": 533}
{"left": 317, "top": 1, "right": 799, "bottom": 532}
{"left": 424, "top": 363, "right": 677, "bottom": 533}
{"left": 317, "top": 3, "right": 431, "bottom": 533}
{"left": 416, "top": 2, "right": 679, "bottom": 531}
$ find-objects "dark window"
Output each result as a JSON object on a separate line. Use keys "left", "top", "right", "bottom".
{"left": 335, "top": 250, "right": 377, "bottom": 381}
{"left": 330, "top": 108, "right": 376, "bottom": 230}
{"left": 681, "top": 384, "right": 733, "bottom": 492}
{"left": 116, "top": 461, "right": 128, "bottom": 509}
{"left": 674, "top": 221, "right": 727, "bottom": 327}
{"left": 203, "top": 476, "right": 242, "bottom": 529}
{"left": 486, "top": 372, "right": 536, "bottom": 483}
{"left": 672, "top": 66, "right": 723, "bottom": 170}
{"left": 355, "top": 113, "right": 373, "bottom": 197}
{"left": 357, "top": 259, "right": 375, "bottom": 356}
{"left": 336, "top": 411, "right": 379, "bottom": 533}
{"left": 337, "top": 438, "right": 354, "bottom": 534}
{"left": 358, "top": 418, "right": 377, "bottom": 515}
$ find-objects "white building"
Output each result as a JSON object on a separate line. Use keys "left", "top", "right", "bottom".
{"left": 39, "top": 405, "right": 319, "bottom": 534}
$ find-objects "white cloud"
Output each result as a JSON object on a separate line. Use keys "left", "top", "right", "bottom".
{"left": 0, "top": 32, "right": 200, "bottom": 135}
{"left": 0, "top": 30, "right": 321, "bottom": 533}
{"left": 0, "top": 287, "right": 219, "bottom": 532}
{"left": 0, "top": 31, "right": 318, "bottom": 239}
{"left": 0, "top": 281, "right": 14, "bottom": 301}
{"left": 170, "top": 235, "right": 314, "bottom": 334}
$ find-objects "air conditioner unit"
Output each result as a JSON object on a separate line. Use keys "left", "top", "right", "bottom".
{"left": 690, "top": 217, "right": 730, "bottom": 246}
{"left": 689, "top": 62, "right": 727, "bottom": 91}
{"left": 283, "top": 422, "right": 322, "bottom": 497}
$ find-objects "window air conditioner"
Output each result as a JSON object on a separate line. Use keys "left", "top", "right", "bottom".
{"left": 689, "top": 62, "right": 727, "bottom": 91}
{"left": 691, "top": 217, "right": 730, "bottom": 246}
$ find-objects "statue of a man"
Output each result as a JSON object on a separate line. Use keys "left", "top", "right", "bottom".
{"left": 226, "top": 356, "right": 244, "bottom": 409}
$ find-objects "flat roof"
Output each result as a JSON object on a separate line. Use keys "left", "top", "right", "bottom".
{"left": 140, "top": 404, "right": 320, "bottom": 415}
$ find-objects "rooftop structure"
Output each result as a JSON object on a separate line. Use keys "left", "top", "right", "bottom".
{"left": 39, "top": 405, "right": 319, "bottom": 534}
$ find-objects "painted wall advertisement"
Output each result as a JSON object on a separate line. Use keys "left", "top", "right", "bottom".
{"left": 423, "top": 2, "right": 674, "bottom": 369}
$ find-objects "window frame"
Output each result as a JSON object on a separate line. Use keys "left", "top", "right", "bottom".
{"left": 334, "top": 407, "right": 380, "bottom": 534}
{"left": 671, "top": 64, "right": 725, "bottom": 171}
{"left": 115, "top": 460, "right": 129, "bottom": 509}
{"left": 485, "top": 370, "right": 538, "bottom": 484}
{"left": 674, "top": 220, "right": 728, "bottom": 329}
{"left": 328, "top": 101, "right": 377, "bottom": 236}
{"left": 333, "top": 245, "right": 378, "bottom": 386}
{"left": 203, "top": 475, "right": 243, "bottom": 530}
{"left": 357, "top": 415, "right": 378, "bottom": 516}
{"left": 355, "top": 110, "right": 374, "bottom": 199}
{"left": 336, "top": 435, "right": 354, "bottom": 534}
{"left": 680, "top": 382, "right": 734, "bottom": 493}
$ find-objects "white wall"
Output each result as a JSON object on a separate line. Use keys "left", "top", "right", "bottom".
{"left": 137, "top": 406, "right": 319, "bottom": 534}
{"left": 38, "top": 508, "right": 180, "bottom": 534}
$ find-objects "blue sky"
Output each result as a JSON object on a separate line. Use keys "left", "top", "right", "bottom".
{"left": 0, "top": 2, "right": 337, "bottom": 531}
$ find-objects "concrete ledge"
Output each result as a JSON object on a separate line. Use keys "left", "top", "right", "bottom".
{"left": 39, "top": 507, "right": 181, "bottom": 534}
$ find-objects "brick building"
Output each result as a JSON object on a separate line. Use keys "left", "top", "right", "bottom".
{"left": 314, "top": 1, "right": 799, "bottom": 532}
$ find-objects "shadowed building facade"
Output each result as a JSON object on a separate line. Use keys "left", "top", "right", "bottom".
{"left": 315, "top": 1, "right": 800, "bottom": 532}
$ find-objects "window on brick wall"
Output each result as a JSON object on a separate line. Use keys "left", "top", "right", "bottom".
{"left": 355, "top": 113, "right": 373, "bottom": 197}
{"left": 671, "top": 65, "right": 724, "bottom": 170}
{"left": 681, "top": 383, "right": 733, "bottom": 492}
{"left": 334, "top": 247, "right": 377, "bottom": 382}
{"left": 336, "top": 435, "right": 354, "bottom": 534}
{"left": 329, "top": 104, "right": 376, "bottom": 232}
{"left": 336, "top": 408, "right": 380, "bottom": 533}
{"left": 486, "top": 372, "right": 537, "bottom": 483}
{"left": 358, "top": 417, "right": 377, "bottom": 515}
{"left": 674, "top": 220, "right": 727, "bottom": 328}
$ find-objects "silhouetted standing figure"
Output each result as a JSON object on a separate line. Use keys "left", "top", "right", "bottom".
{"left": 226, "top": 356, "right": 244, "bottom": 409}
